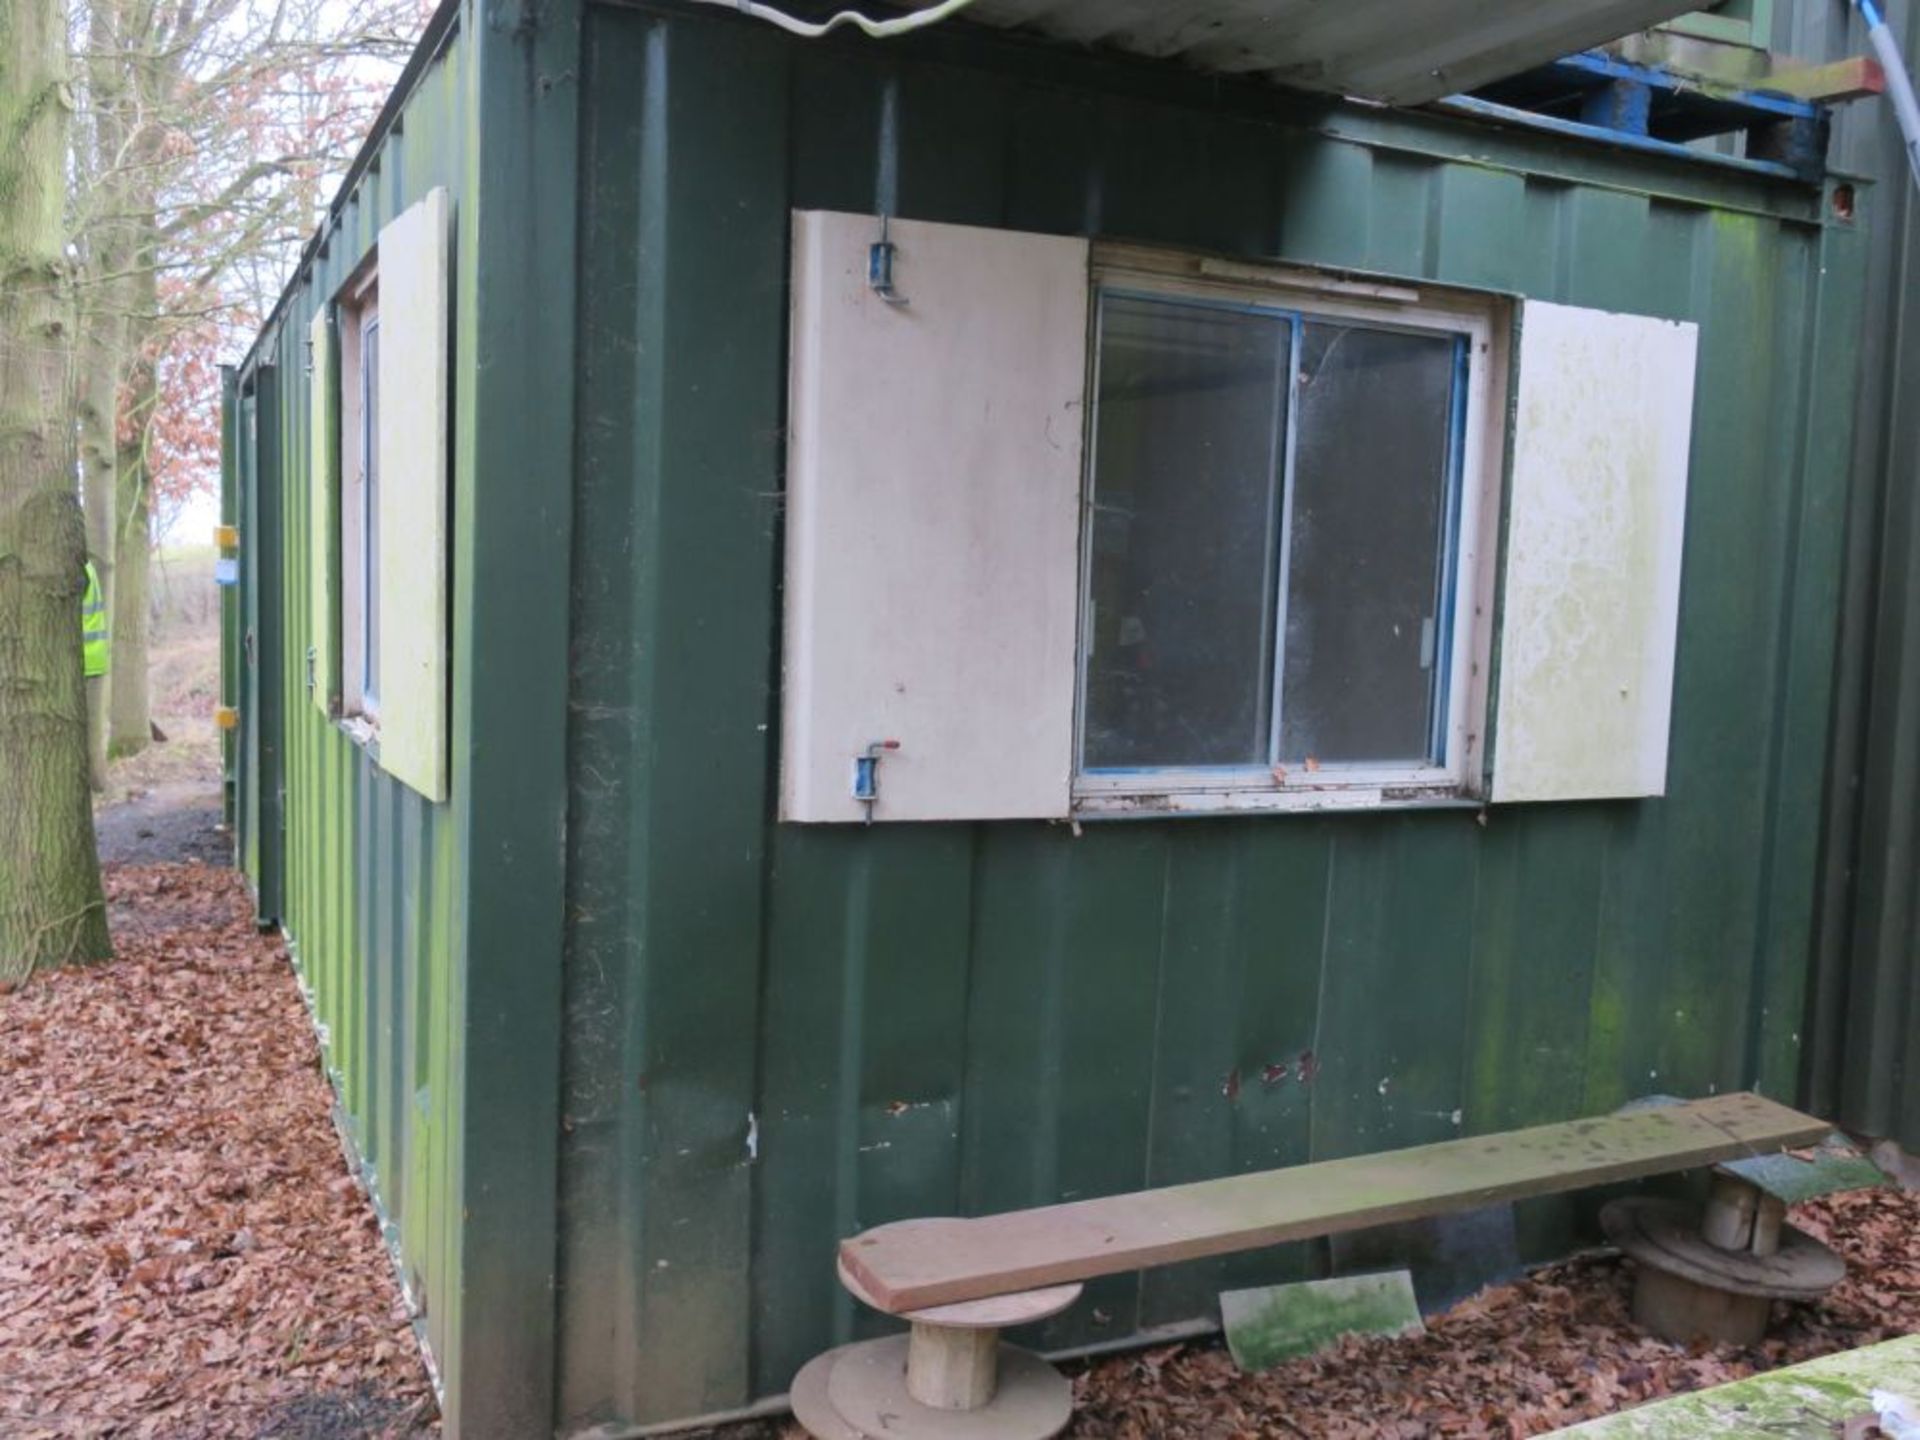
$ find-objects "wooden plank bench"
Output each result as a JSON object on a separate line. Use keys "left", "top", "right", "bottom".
{"left": 792, "top": 1093, "right": 1836, "bottom": 1440}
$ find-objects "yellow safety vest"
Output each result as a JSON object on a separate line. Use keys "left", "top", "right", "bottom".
{"left": 82, "top": 561, "right": 109, "bottom": 678}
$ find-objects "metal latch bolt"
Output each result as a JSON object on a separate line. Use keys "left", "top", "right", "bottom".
{"left": 853, "top": 739, "right": 901, "bottom": 823}
{"left": 868, "top": 215, "right": 908, "bottom": 307}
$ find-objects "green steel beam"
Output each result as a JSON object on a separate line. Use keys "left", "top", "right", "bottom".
{"left": 445, "top": 0, "right": 582, "bottom": 1432}
{"left": 253, "top": 362, "right": 286, "bottom": 924}
{"left": 615, "top": 13, "right": 790, "bottom": 1421}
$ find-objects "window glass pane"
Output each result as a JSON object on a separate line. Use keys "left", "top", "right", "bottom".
{"left": 1083, "top": 294, "right": 1289, "bottom": 770}
{"left": 363, "top": 317, "right": 381, "bottom": 707}
{"left": 1279, "top": 323, "right": 1458, "bottom": 766}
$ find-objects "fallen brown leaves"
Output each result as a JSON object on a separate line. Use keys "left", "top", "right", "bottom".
{"left": 717, "top": 1180, "right": 1920, "bottom": 1440}
{"left": 1066, "top": 1185, "right": 1920, "bottom": 1438}
{"left": 1, "top": 863, "right": 436, "bottom": 1440}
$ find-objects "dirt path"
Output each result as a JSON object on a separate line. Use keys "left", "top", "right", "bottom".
{"left": 95, "top": 781, "right": 228, "bottom": 867}
{"left": 92, "top": 561, "right": 227, "bottom": 867}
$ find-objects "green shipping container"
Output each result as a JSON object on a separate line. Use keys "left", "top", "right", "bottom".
{"left": 223, "top": 2, "right": 1880, "bottom": 1434}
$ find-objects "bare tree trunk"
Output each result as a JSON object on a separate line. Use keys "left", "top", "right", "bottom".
{"left": 0, "top": 0, "right": 112, "bottom": 981}
{"left": 107, "top": 314, "right": 153, "bottom": 758}
{"left": 74, "top": 0, "right": 133, "bottom": 786}
{"left": 77, "top": 308, "right": 119, "bottom": 788}
{"left": 104, "top": 96, "right": 159, "bottom": 758}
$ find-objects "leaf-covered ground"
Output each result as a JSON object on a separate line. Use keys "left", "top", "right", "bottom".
{"left": 1061, "top": 1179, "right": 1920, "bottom": 1438}
{"left": 715, "top": 1164, "right": 1920, "bottom": 1439}
{"left": 0, "top": 864, "right": 436, "bottom": 1439}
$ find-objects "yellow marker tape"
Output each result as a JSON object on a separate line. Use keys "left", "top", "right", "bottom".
{"left": 214, "top": 706, "right": 239, "bottom": 730}
{"left": 214, "top": 524, "right": 239, "bottom": 549}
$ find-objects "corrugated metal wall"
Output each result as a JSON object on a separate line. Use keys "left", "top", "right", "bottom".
{"left": 234, "top": 18, "right": 470, "bottom": 1394}
{"left": 554, "top": 6, "right": 1869, "bottom": 1430}
{"left": 225, "top": 2, "right": 1903, "bottom": 1432}
{"left": 1775, "top": 0, "right": 1920, "bottom": 1150}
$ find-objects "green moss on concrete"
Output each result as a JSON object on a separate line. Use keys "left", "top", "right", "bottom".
{"left": 1221, "top": 1271, "right": 1424, "bottom": 1372}
{"left": 1546, "top": 1335, "right": 1920, "bottom": 1437}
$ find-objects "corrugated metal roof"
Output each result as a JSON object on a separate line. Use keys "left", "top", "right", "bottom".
{"left": 961, "top": 0, "right": 1718, "bottom": 105}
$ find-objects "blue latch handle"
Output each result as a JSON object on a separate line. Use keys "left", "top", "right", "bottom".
{"left": 852, "top": 739, "right": 902, "bottom": 821}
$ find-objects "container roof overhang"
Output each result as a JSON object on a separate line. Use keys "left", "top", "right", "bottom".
{"left": 958, "top": 0, "right": 1719, "bottom": 107}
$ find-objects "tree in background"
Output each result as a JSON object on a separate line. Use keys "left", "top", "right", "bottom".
{"left": 1, "top": 0, "right": 113, "bottom": 977}
{"left": 69, "top": 0, "right": 418, "bottom": 763}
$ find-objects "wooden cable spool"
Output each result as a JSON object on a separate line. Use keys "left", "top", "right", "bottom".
{"left": 789, "top": 1222, "right": 1081, "bottom": 1440}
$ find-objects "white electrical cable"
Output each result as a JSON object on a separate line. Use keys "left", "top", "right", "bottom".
{"left": 686, "top": 0, "right": 978, "bottom": 40}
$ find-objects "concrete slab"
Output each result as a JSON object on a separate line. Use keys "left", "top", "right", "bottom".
{"left": 1545, "top": 1335, "right": 1920, "bottom": 1437}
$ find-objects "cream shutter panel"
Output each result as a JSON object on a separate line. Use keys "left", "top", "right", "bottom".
{"left": 308, "top": 306, "right": 339, "bottom": 717}
{"left": 375, "top": 187, "right": 451, "bottom": 803}
{"left": 781, "top": 211, "right": 1089, "bottom": 822}
{"left": 1490, "top": 301, "right": 1698, "bottom": 803}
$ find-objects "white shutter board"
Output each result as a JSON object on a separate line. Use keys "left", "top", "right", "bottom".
{"left": 782, "top": 211, "right": 1088, "bottom": 822}
{"left": 375, "top": 187, "right": 451, "bottom": 803}
{"left": 1490, "top": 301, "right": 1698, "bottom": 804}
{"left": 308, "top": 307, "right": 339, "bottom": 717}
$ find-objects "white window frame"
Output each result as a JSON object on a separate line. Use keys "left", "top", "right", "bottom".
{"left": 1071, "top": 250, "right": 1508, "bottom": 818}
{"left": 338, "top": 266, "right": 381, "bottom": 734}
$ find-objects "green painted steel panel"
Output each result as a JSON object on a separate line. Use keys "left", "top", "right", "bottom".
{"left": 559, "top": 14, "right": 789, "bottom": 1421}
{"left": 443, "top": 0, "right": 579, "bottom": 1430}
{"left": 237, "top": 381, "right": 262, "bottom": 888}
{"left": 548, "top": 7, "right": 1868, "bottom": 1431}
{"left": 254, "top": 362, "right": 287, "bottom": 924}
{"left": 222, "top": 2, "right": 1881, "bottom": 1435}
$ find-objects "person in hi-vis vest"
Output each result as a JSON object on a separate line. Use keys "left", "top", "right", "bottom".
{"left": 82, "top": 559, "right": 109, "bottom": 792}
{"left": 82, "top": 561, "right": 109, "bottom": 678}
